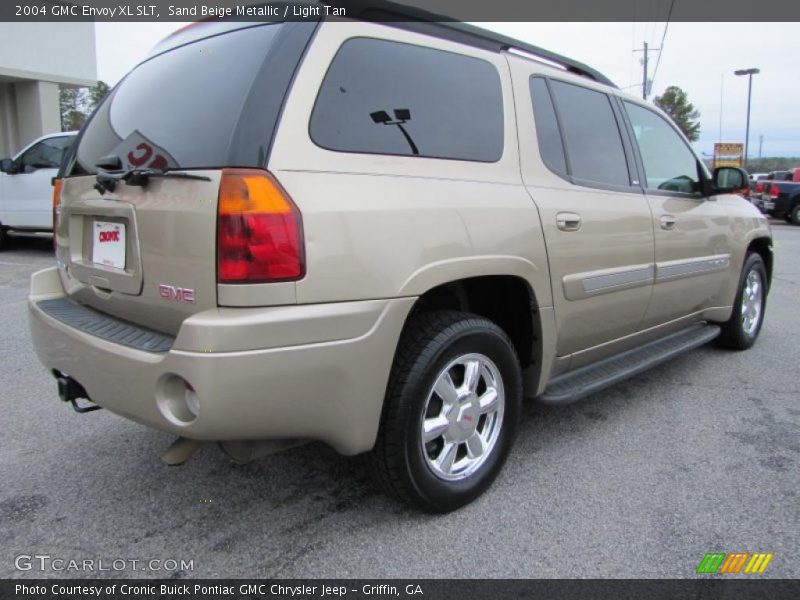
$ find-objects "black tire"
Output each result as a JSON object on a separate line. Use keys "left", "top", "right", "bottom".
{"left": 368, "top": 310, "right": 522, "bottom": 513}
{"left": 791, "top": 205, "right": 800, "bottom": 226}
{"left": 716, "top": 253, "right": 767, "bottom": 350}
{"left": 0, "top": 227, "right": 6, "bottom": 250}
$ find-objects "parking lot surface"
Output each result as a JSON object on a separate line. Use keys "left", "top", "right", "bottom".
{"left": 2, "top": 224, "right": 798, "bottom": 578}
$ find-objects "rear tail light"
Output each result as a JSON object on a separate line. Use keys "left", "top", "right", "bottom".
{"left": 755, "top": 182, "right": 764, "bottom": 194}
{"left": 769, "top": 184, "right": 780, "bottom": 199}
{"left": 217, "top": 169, "right": 304, "bottom": 283}
{"left": 52, "top": 178, "right": 62, "bottom": 251}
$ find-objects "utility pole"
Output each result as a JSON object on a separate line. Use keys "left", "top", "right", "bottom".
{"left": 633, "top": 41, "right": 661, "bottom": 100}
{"left": 734, "top": 68, "right": 760, "bottom": 171}
{"left": 758, "top": 134, "right": 763, "bottom": 159}
{"left": 642, "top": 41, "right": 648, "bottom": 99}
{"left": 719, "top": 74, "right": 724, "bottom": 143}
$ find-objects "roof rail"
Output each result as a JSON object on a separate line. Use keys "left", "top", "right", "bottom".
{"left": 326, "top": 0, "right": 617, "bottom": 88}
{"left": 436, "top": 22, "right": 617, "bottom": 88}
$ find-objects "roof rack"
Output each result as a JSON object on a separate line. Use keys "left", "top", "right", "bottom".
{"left": 328, "top": 0, "right": 617, "bottom": 88}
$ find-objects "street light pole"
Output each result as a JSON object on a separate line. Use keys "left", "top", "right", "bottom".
{"left": 734, "top": 68, "right": 760, "bottom": 171}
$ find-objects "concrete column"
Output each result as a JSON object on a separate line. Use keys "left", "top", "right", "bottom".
{"left": 13, "top": 80, "right": 61, "bottom": 151}
{"left": 0, "top": 83, "right": 20, "bottom": 158}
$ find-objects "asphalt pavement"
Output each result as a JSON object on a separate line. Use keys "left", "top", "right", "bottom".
{"left": 1, "top": 224, "right": 798, "bottom": 579}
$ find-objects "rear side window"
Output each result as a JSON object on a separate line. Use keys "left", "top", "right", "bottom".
{"left": 529, "top": 77, "right": 567, "bottom": 176}
{"left": 548, "top": 80, "right": 631, "bottom": 188}
{"left": 74, "top": 24, "right": 286, "bottom": 175}
{"left": 310, "top": 38, "right": 504, "bottom": 162}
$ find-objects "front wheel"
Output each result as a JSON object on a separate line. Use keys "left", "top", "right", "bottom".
{"left": 716, "top": 253, "right": 767, "bottom": 350}
{"left": 369, "top": 310, "right": 522, "bottom": 513}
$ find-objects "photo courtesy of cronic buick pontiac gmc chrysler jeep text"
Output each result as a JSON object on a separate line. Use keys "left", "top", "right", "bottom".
{"left": 28, "top": 7, "right": 772, "bottom": 512}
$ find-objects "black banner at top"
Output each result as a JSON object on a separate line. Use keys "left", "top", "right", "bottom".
{"left": 2, "top": 0, "right": 800, "bottom": 22}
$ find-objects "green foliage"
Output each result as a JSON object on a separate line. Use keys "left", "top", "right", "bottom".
{"left": 654, "top": 85, "right": 701, "bottom": 142}
{"left": 58, "top": 80, "right": 110, "bottom": 132}
{"left": 88, "top": 81, "right": 111, "bottom": 111}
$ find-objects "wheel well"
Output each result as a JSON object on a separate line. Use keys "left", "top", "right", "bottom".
{"left": 410, "top": 276, "right": 539, "bottom": 368}
{"left": 747, "top": 237, "right": 773, "bottom": 289}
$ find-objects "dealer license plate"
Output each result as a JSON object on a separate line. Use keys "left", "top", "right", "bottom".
{"left": 92, "top": 221, "right": 126, "bottom": 270}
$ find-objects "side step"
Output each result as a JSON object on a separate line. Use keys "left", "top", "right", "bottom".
{"left": 539, "top": 323, "right": 721, "bottom": 405}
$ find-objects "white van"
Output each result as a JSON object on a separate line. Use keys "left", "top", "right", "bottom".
{"left": 0, "top": 131, "right": 77, "bottom": 247}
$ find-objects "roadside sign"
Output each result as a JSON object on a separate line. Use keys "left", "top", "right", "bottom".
{"left": 713, "top": 143, "right": 744, "bottom": 168}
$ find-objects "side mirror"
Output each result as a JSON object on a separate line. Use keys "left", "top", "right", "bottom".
{"left": 713, "top": 166, "right": 748, "bottom": 194}
{"left": 0, "top": 158, "right": 16, "bottom": 174}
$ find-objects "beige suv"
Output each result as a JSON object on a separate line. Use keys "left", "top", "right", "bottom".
{"left": 28, "top": 15, "right": 772, "bottom": 512}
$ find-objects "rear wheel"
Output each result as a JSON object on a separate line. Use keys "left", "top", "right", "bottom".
{"left": 369, "top": 310, "right": 522, "bottom": 513}
{"left": 791, "top": 205, "right": 800, "bottom": 226}
{"left": 0, "top": 227, "right": 6, "bottom": 250}
{"left": 716, "top": 253, "right": 767, "bottom": 350}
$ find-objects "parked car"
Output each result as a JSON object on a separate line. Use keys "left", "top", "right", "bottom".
{"left": 748, "top": 173, "right": 769, "bottom": 211}
{"left": 0, "top": 131, "right": 77, "bottom": 248}
{"left": 764, "top": 179, "right": 800, "bottom": 224}
{"left": 28, "top": 14, "right": 772, "bottom": 512}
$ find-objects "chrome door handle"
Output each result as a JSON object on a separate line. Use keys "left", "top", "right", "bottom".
{"left": 660, "top": 215, "right": 676, "bottom": 230}
{"left": 556, "top": 212, "right": 582, "bottom": 232}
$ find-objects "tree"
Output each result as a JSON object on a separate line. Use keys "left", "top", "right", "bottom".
{"left": 87, "top": 80, "right": 110, "bottom": 113}
{"left": 654, "top": 85, "right": 701, "bottom": 142}
{"left": 59, "top": 86, "right": 85, "bottom": 131}
{"left": 58, "top": 80, "right": 110, "bottom": 132}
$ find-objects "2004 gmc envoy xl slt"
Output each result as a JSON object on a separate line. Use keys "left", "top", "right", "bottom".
{"left": 28, "top": 6, "right": 772, "bottom": 512}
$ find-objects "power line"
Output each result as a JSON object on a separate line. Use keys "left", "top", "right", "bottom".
{"left": 650, "top": 0, "right": 676, "bottom": 93}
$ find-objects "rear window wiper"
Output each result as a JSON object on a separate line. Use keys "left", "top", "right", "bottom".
{"left": 94, "top": 168, "right": 211, "bottom": 194}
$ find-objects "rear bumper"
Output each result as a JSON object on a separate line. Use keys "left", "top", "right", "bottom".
{"left": 28, "top": 267, "right": 414, "bottom": 455}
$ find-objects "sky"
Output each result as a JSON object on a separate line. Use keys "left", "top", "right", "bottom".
{"left": 95, "top": 21, "right": 800, "bottom": 159}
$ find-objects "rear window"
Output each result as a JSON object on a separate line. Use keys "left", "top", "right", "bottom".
{"left": 74, "top": 24, "right": 287, "bottom": 175}
{"left": 310, "top": 38, "right": 504, "bottom": 162}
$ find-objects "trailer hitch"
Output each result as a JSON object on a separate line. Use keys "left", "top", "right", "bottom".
{"left": 53, "top": 370, "right": 102, "bottom": 413}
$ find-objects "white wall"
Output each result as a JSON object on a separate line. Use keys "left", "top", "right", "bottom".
{"left": 0, "top": 22, "right": 96, "bottom": 155}
{"left": 0, "top": 23, "right": 96, "bottom": 86}
{"left": 12, "top": 81, "right": 60, "bottom": 152}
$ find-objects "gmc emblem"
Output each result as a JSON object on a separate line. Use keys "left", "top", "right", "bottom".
{"left": 158, "top": 284, "right": 195, "bottom": 304}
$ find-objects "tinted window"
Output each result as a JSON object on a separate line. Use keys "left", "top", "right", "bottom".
{"left": 624, "top": 102, "right": 701, "bottom": 194}
{"left": 75, "top": 24, "right": 284, "bottom": 174}
{"left": 310, "top": 38, "right": 504, "bottom": 162}
{"left": 20, "top": 136, "right": 73, "bottom": 170}
{"left": 529, "top": 77, "right": 567, "bottom": 176}
{"left": 549, "top": 80, "right": 630, "bottom": 187}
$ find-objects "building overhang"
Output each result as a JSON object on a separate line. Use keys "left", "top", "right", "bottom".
{"left": 0, "top": 67, "right": 96, "bottom": 88}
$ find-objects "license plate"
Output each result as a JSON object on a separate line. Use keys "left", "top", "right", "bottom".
{"left": 92, "top": 221, "right": 126, "bottom": 270}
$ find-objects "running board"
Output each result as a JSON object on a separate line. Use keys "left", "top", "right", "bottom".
{"left": 539, "top": 323, "right": 721, "bottom": 405}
